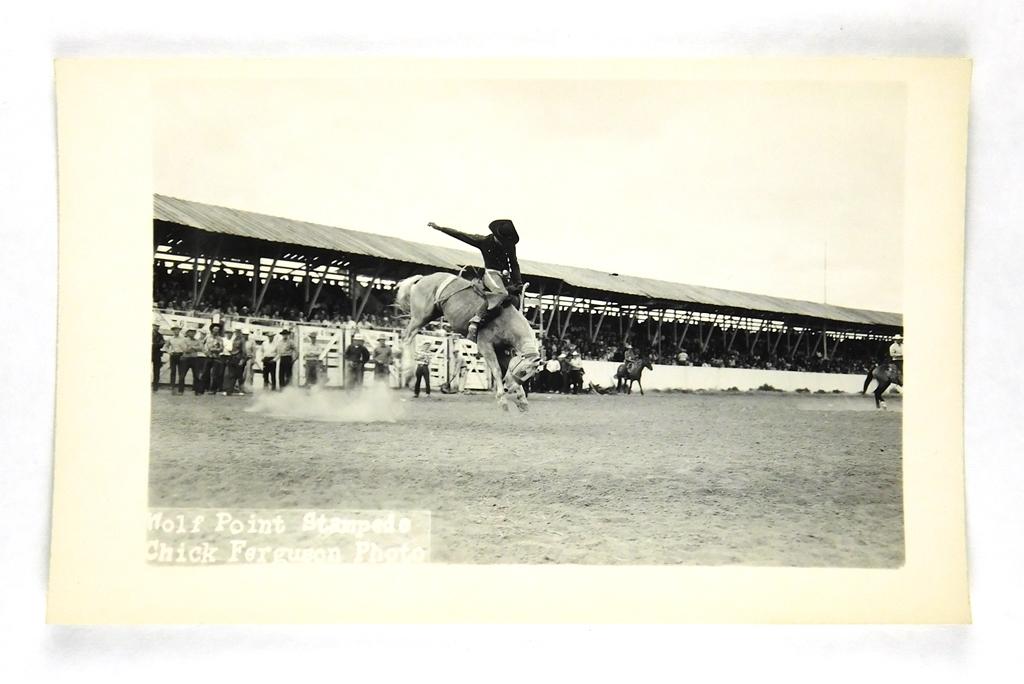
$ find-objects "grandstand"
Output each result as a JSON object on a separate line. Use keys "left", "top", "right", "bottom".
{"left": 153, "top": 194, "right": 902, "bottom": 375}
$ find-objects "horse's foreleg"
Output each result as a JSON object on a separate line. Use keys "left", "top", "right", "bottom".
{"left": 637, "top": 379, "right": 644, "bottom": 396}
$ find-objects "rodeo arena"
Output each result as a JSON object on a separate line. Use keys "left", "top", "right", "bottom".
{"left": 150, "top": 195, "right": 906, "bottom": 566}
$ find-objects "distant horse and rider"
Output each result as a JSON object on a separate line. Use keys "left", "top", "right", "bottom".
{"left": 861, "top": 362, "right": 902, "bottom": 409}
{"left": 861, "top": 333, "right": 904, "bottom": 409}
{"left": 393, "top": 219, "right": 541, "bottom": 412}
{"left": 615, "top": 356, "right": 654, "bottom": 395}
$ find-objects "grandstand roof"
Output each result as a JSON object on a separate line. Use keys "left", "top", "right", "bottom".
{"left": 154, "top": 194, "right": 902, "bottom": 328}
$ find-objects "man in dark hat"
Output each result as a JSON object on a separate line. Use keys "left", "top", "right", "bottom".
{"left": 428, "top": 219, "right": 522, "bottom": 342}
{"left": 277, "top": 329, "right": 296, "bottom": 389}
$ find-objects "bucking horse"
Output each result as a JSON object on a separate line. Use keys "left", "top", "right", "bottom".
{"left": 394, "top": 272, "right": 541, "bottom": 411}
{"left": 861, "top": 362, "right": 903, "bottom": 409}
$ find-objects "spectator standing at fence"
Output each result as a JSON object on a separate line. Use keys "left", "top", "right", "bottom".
{"left": 452, "top": 350, "right": 469, "bottom": 393}
{"left": 221, "top": 328, "right": 246, "bottom": 396}
{"left": 344, "top": 333, "right": 371, "bottom": 388}
{"left": 413, "top": 342, "right": 432, "bottom": 397}
{"left": 261, "top": 330, "right": 278, "bottom": 391}
{"left": 203, "top": 323, "right": 226, "bottom": 395}
{"left": 242, "top": 330, "right": 256, "bottom": 391}
{"left": 557, "top": 352, "right": 570, "bottom": 394}
{"left": 152, "top": 323, "right": 165, "bottom": 392}
{"left": 192, "top": 330, "right": 208, "bottom": 393}
{"left": 165, "top": 325, "right": 186, "bottom": 392}
{"left": 675, "top": 349, "right": 689, "bottom": 366}
{"left": 542, "top": 354, "right": 561, "bottom": 393}
{"left": 304, "top": 331, "right": 325, "bottom": 388}
{"left": 252, "top": 335, "right": 266, "bottom": 390}
{"left": 278, "top": 330, "right": 296, "bottom": 388}
{"left": 568, "top": 351, "right": 585, "bottom": 394}
{"left": 176, "top": 329, "right": 202, "bottom": 395}
{"left": 371, "top": 337, "right": 393, "bottom": 384}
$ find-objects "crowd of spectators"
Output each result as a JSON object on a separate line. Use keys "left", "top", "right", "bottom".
{"left": 535, "top": 318, "right": 884, "bottom": 375}
{"left": 154, "top": 270, "right": 404, "bottom": 330}
{"left": 156, "top": 269, "right": 887, "bottom": 376}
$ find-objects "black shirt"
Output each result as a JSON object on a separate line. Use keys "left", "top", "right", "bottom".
{"left": 435, "top": 226, "right": 522, "bottom": 285}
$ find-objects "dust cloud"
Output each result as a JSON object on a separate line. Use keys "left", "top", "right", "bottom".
{"left": 244, "top": 384, "right": 406, "bottom": 423}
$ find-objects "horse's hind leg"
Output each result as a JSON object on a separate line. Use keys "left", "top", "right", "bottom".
{"left": 475, "top": 340, "right": 508, "bottom": 410}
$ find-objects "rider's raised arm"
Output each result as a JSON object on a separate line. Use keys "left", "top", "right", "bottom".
{"left": 430, "top": 223, "right": 488, "bottom": 249}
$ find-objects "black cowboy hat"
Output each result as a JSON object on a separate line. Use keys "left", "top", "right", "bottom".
{"left": 488, "top": 219, "right": 519, "bottom": 245}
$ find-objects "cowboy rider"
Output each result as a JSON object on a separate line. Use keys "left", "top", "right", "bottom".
{"left": 428, "top": 219, "right": 522, "bottom": 342}
{"left": 623, "top": 343, "right": 639, "bottom": 367}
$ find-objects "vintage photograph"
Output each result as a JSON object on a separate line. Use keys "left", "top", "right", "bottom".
{"left": 147, "top": 76, "right": 906, "bottom": 567}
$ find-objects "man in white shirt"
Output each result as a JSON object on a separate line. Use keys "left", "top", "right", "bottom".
{"left": 888, "top": 333, "right": 903, "bottom": 374}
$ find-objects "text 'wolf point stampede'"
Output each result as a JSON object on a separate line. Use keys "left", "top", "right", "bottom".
{"left": 146, "top": 508, "right": 431, "bottom": 565}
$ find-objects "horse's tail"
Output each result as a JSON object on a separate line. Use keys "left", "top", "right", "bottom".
{"left": 394, "top": 275, "right": 424, "bottom": 314}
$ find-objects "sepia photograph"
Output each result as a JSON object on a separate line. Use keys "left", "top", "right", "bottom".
{"left": 147, "top": 74, "right": 907, "bottom": 567}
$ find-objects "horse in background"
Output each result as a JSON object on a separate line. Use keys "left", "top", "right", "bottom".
{"left": 615, "top": 357, "right": 654, "bottom": 395}
{"left": 861, "top": 362, "right": 902, "bottom": 409}
{"left": 394, "top": 272, "right": 541, "bottom": 411}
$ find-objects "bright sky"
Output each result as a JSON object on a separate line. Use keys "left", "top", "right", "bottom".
{"left": 155, "top": 77, "right": 905, "bottom": 313}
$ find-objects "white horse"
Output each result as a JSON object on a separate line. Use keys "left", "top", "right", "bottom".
{"left": 394, "top": 272, "right": 541, "bottom": 411}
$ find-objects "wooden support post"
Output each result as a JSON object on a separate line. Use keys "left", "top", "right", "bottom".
{"left": 305, "top": 264, "right": 329, "bottom": 319}
{"left": 191, "top": 245, "right": 199, "bottom": 307}
{"left": 622, "top": 308, "right": 636, "bottom": 344}
{"left": 303, "top": 263, "right": 311, "bottom": 310}
{"left": 349, "top": 269, "right": 357, "bottom": 317}
{"left": 699, "top": 315, "right": 719, "bottom": 353}
{"left": 353, "top": 264, "right": 385, "bottom": 321}
{"left": 591, "top": 305, "right": 609, "bottom": 342}
{"left": 544, "top": 283, "right": 563, "bottom": 335}
{"left": 822, "top": 325, "right": 829, "bottom": 359}
{"left": 678, "top": 313, "right": 693, "bottom": 350}
{"left": 250, "top": 258, "right": 259, "bottom": 310}
{"left": 253, "top": 254, "right": 281, "bottom": 314}
{"left": 559, "top": 298, "right": 578, "bottom": 339}
{"left": 749, "top": 320, "right": 766, "bottom": 353}
{"left": 726, "top": 325, "right": 740, "bottom": 352}
{"left": 530, "top": 284, "right": 546, "bottom": 324}
{"left": 193, "top": 238, "right": 222, "bottom": 309}
{"left": 789, "top": 328, "right": 806, "bottom": 359}
{"left": 655, "top": 310, "right": 664, "bottom": 357}
{"left": 810, "top": 330, "right": 823, "bottom": 357}
{"left": 544, "top": 297, "right": 558, "bottom": 335}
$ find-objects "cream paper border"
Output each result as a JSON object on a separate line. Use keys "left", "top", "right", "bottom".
{"left": 47, "top": 58, "right": 970, "bottom": 623}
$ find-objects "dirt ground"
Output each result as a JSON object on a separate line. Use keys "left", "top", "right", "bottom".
{"left": 149, "top": 388, "right": 903, "bottom": 567}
